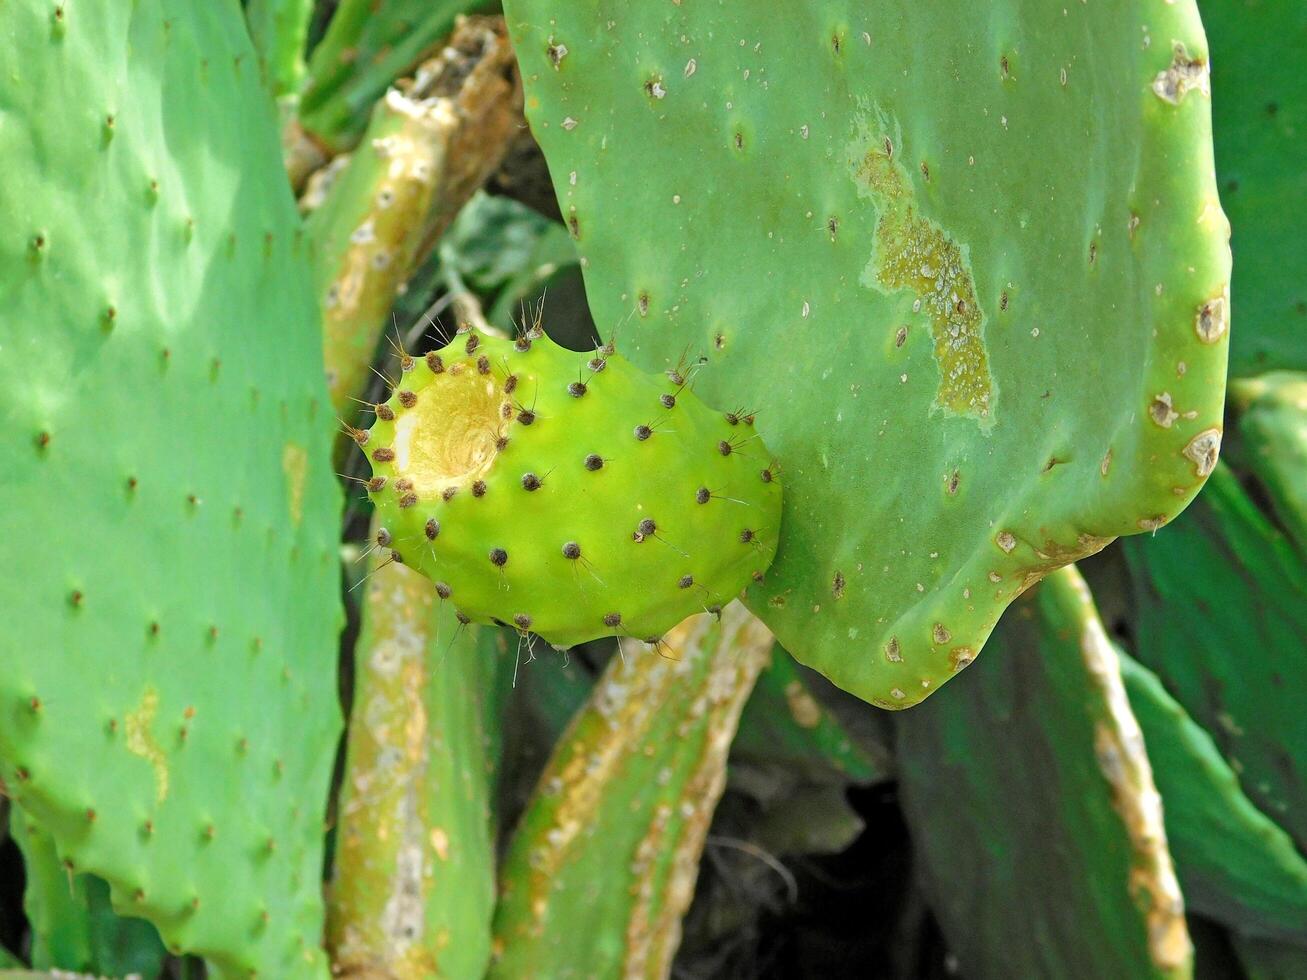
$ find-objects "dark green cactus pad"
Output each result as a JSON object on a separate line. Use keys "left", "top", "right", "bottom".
{"left": 1124, "top": 464, "right": 1307, "bottom": 854}
{"left": 361, "top": 327, "right": 782, "bottom": 647}
{"left": 503, "top": 0, "right": 1230, "bottom": 705}
{"left": 1228, "top": 372, "right": 1307, "bottom": 555}
{"left": 0, "top": 3, "right": 341, "bottom": 974}
{"left": 1120, "top": 653, "right": 1307, "bottom": 946}
{"left": 895, "top": 567, "right": 1191, "bottom": 978}
{"left": 1202, "top": 0, "right": 1307, "bottom": 375}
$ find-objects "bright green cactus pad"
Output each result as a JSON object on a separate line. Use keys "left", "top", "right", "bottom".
{"left": 503, "top": 0, "right": 1230, "bottom": 705}
{"left": 1229, "top": 372, "right": 1307, "bottom": 555}
{"left": 0, "top": 3, "right": 341, "bottom": 975}
{"left": 361, "top": 327, "right": 782, "bottom": 647}
{"left": 1201, "top": 0, "right": 1307, "bottom": 375}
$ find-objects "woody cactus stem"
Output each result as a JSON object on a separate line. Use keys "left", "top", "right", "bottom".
{"left": 305, "top": 16, "right": 520, "bottom": 419}
{"left": 490, "top": 604, "right": 774, "bottom": 978}
{"left": 327, "top": 530, "right": 502, "bottom": 979}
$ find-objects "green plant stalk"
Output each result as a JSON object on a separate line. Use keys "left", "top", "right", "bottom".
{"left": 327, "top": 535, "right": 502, "bottom": 978}
{"left": 298, "top": 0, "right": 499, "bottom": 155}
{"left": 245, "top": 0, "right": 314, "bottom": 99}
{"left": 502, "top": 0, "right": 1231, "bottom": 707}
{"left": 895, "top": 565, "right": 1191, "bottom": 978}
{"left": 491, "top": 604, "right": 774, "bottom": 978}
{"left": 305, "top": 16, "right": 520, "bottom": 420}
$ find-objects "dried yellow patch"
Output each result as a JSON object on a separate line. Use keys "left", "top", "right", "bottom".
{"left": 125, "top": 688, "right": 168, "bottom": 804}
{"left": 783, "top": 680, "right": 822, "bottom": 729}
{"left": 282, "top": 442, "right": 308, "bottom": 527}
{"left": 851, "top": 120, "right": 996, "bottom": 425}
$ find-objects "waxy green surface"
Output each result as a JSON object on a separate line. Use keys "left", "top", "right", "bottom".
{"left": 0, "top": 3, "right": 342, "bottom": 973}
{"left": 504, "top": 0, "right": 1230, "bottom": 705}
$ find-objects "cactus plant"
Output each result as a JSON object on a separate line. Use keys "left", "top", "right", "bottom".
{"left": 502, "top": 0, "right": 1231, "bottom": 706}
{"left": 3, "top": 0, "right": 1303, "bottom": 975}
{"left": 0, "top": 2, "right": 343, "bottom": 973}
{"left": 491, "top": 604, "right": 774, "bottom": 977}
{"left": 360, "top": 325, "right": 783, "bottom": 648}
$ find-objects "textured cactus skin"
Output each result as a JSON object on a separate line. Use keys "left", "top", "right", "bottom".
{"left": 363, "top": 328, "right": 782, "bottom": 647}
{"left": 0, "top": 3, "right": 341, "bottom": 973}
{"left": 502, "top": 0, "right": 1230, "bottom": 706}
{"left": 298, "top": 0, "right": 497, "bottom": 153}
{"left": 1228, "top": 373, "right": 1307, "bottom": 554}
{"left": 1201, "top": 0, "right": 1307, "bottom": 376}
{"left": 327, "top": 543, "right": 501, "bottom": 979}
{"left": 1120, "top": 652, "right": 1307, "bottom": 946}
{"left": 490, "top": 605, "right": 773, "bottom": 978}
{"left": 895, "top": 566, "right": 1191, "bottom": 979}
{"left": 1124, "top": 464, "right": 1307, "bottom": 853}
{"left": 10, "top": 807, "right": 166, "bottom": 976}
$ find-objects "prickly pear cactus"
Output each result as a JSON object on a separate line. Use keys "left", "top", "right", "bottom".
{"left": 502, "top": 0, "right": 1230, "bottom": 705}
{"left": 359, "top": 327, "right": 782, "bottom": 647}
{"left": 0, "top": 2, "right": 341, "bottom": 973}
{"left": 1228, "top": 372, "right": 1307, "bottom": 554}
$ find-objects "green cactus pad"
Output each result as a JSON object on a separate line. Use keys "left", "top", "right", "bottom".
{"left": 502, "top": 0, "right": 1230, "bottom": 706}
{"left": 11, "top": 807, "right": 166, "bottom": 976}
{"left": 1202, "top": 0, "right": 1307, "bottom": 375}
{"left": 1228, "top": 372, "right": 1307, "bottom": 555}
{"left": 360, "top": 327, "right": 782, "bottom": 647}
{"left": 491, "top": 604, "right": 774, "bottom": 978}
{"left": 1120, "top": 652, "right": 1307, "bottom": 946}
{"left": 895, "top": 566, "right": 1191, "bottom": 978}
{"left": 0, "top": 2, "right": 341, "bottom": 973}
{"left": 1124, "top": 464, "right": 1307, "bottom": 853}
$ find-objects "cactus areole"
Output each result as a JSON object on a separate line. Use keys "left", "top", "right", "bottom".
{"left": 361, "top": 327, "right": 783, "bottom": 647}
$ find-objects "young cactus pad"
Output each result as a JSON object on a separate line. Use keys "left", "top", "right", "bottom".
{"left": 359, "top": 327, "right": 782, "bottom": 646}
{"left": 503, "top": 0, "right": 1231, "bottom": 706}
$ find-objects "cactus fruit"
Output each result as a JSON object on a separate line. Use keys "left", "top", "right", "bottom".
{"left": 359, "top": 326, "right": 783, "bottom": 648}
{"left": 895, "top": 566, "right": 1191, "bottom": 978}
{"left": 491, "top": 604, "right": 774, "bottom": 978}
{"left": 0, "top": 2, "right": 342, "bottom": 972}
{"left": 502, "top": 0, "right": 1230, "bottom": 706}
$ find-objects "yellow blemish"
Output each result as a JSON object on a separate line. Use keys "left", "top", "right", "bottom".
{"left": 850, "top": 112, "right": 997, "bottom": 426}
{"left": 282, "top": 442, "right": 308, "bottom": 527}
{"left": 392, "top": 371, "right": 508, "bottom": 498}
{"left": 783, "top": 680, "right": 822, "bottom": 728}
{"left": 125, "top": 688, "right": 169, "bottom": 804}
